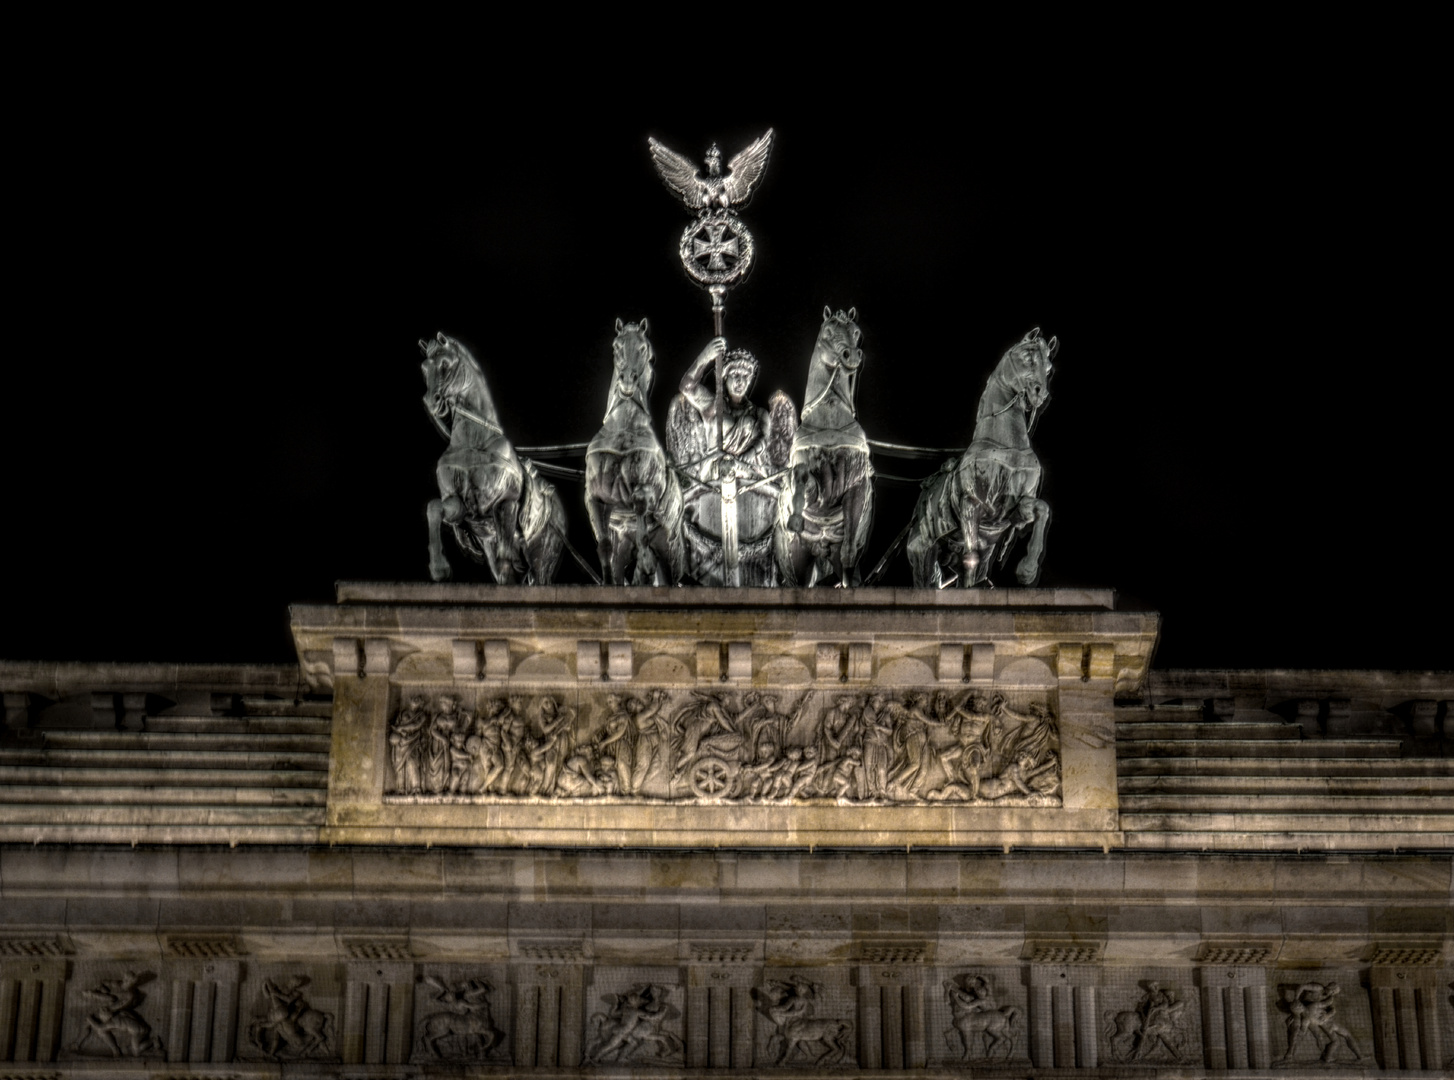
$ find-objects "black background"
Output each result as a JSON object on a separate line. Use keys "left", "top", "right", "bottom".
{"left": 4, "top": 59, "right": 1446, "bottom": 673}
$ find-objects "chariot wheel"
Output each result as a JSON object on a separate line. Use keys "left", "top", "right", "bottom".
{"left": 689, "top": 757, "right": 739, "bottom": 798}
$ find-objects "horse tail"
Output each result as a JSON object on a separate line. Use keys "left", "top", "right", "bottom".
{"left": 1004, "top": 1005, "right": 1020, "bottom": 1029}
{"left": 1102, "top": 1009, "right": 1118, "bottom": 1040}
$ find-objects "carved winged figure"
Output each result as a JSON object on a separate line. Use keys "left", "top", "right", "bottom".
{"left": 420, "top": 331, "right": 566, "bottom": 585}
{"left": 666, "top": 337, "right": 797, "bottom": 585}
{"left": 649, "top": 129, "right": 775, "bottom": 211}
{"left": 907, "top": 327, "right": 1056, "bottom": 588}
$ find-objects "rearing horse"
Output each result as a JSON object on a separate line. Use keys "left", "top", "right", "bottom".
{"left": 420, "top": 331, "right": 565, "bottom": 584}
{"left": 774, "top": 307, "right": 875, "bottom": 587}
{"left": 585, "top": 319, "right": 685, "bottom": 585}
{"left": 906, "top": 327, "right": 1057, "bottom": 588}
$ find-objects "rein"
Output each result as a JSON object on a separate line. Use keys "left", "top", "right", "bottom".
{"left": 451, "top": 403, "right": 504, "bottom": 437}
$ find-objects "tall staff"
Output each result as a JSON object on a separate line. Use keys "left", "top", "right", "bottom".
{"left": 648, "top": 129, "right": 775, "bottom": 586}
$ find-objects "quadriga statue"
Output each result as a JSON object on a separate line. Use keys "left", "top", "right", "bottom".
{"left": 666, "top": 337, "right": 796, "bottom": 586}
{"left": 420, "top": 332, "right": 565, "bottom": 584}
{"left": 774, "top": 307, "right": 875, "bottom": 587}
{"left": 585, "top": 319, "right": 686, "bottom": 585}
{"left": 906, "top": 327, "right": 1057, "bottom": 588}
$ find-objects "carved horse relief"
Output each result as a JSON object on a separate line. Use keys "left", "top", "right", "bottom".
{"left": 420, "top": 332, "right": 565, "bottom": 584}
{"left": 906, "top": 327, "right": 1056, "bottom": 588}
{"left": 775, "top": 307, "right": 875, "bottom": 586}
{"left": 586, "top": 319, "right": 686, "bottom": 585}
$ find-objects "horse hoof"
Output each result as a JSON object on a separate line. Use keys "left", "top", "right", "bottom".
{"left": 429, "top": 560, "right": 452, "bottom": 582}
{"left": 787, "top": 514, "right": 804, "bottom": 533}
{"left": 1015, "top": 560, "right": 1039, "bottom": 586}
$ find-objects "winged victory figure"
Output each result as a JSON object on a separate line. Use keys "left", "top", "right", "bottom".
{"left": 649, "top": 129, "right": 775, "bottom": 210}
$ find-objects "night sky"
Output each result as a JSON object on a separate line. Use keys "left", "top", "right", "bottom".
{"left": 5, "top": 78, "right": 1446, "bottom": 673}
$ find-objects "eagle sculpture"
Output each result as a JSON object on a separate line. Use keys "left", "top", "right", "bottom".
{"left": 648, "top": 129, "right": 775, "bottom": 211}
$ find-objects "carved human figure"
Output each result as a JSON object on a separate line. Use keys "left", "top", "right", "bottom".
{"left": 584, "top": 983, "right": 683, "bottom": 1064}
{"left": 1280, "top": 981, "right": 1361, "bottom": 1064}
{"left": 74, "top": 970, "right": 163, "bottom": 1058}
{"left": 859, "top": 694, "right": 894, "bottom": 799}
{"left": 886, "top": 691, "right": 950, "bottom": 798}
{"left": 944, "top": 974, "right": 1019, "bottom": 1061}
{"left": 422, "top": 696, "right": 460, "bottom": 794}
{"left": 626, "top": 689, "right": 672, "bottom": 795}
{"left": 388, "top": 695, "right": 429, "bottom": 794}
{"left": 247, "top": 976, "right": 334, "bottom": 1059}
{"left": 416, "top": 976, "right": 504, "bottom": 1061}
{"left": 529, "top": 697, "right": 574, "bottom": 795}
{"left": 667, "top": 337, "right": 796, "bottom": 585}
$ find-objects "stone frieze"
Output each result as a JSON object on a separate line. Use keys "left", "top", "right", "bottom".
{"left": 384, "top": 686, "right": 1061, "bottom": 807}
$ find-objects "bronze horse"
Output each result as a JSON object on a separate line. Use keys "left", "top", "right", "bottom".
{"left": 585, "top": 319, "right": 685, "bottom": 585}
{"left": 774, "top": 307, "right": 875, "bottom": 587}
{"left": 420, "top": 332, "right": 565, "bottom": 584}
{"left": 906, "top": 327, "right": 1057, "bottom": 588}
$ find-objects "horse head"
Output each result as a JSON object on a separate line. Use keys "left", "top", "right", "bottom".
{"left": 607, "top": 318, "right": 655, "bottom": 419}
{"left": 991, "top": 326, "right": 1058, "bottom": 423}
{"left": 816, "top": 306, "right": 863, "bottom": 373}
{"left": 419, "top": 331, "right": 489, "bottom": 433}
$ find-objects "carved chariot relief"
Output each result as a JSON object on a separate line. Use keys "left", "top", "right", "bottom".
{"left": 1103, "top": 981, "right": 1193, "bottom": 1064}
{"left": 943, "top": 973, "right": 1020, "bottom": 1062}
{"left": 384, "top": 686, "right": 1061, "bottom": 806}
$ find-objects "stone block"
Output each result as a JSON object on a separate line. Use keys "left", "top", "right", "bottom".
{"left": 726, "top": 641, "right": 751, "bottom": 681}
{"left": 938, "top": 643, "right": 964, "bottom": 682}
{"left": 482, "top": 639, "right": 509, "bottom": 679}
{"left": 451, "top": 639, "right": 480, "bottom": 680}
{"left": 576, "top": 641, "right": 601, "bottom": 681}
{"left": 607, "top": 640, "right": 632, "bottom": 681}
{"left": 848, "top": 642, "right": 872, "bottom": 681}
{"left": 815, "top": 642, "right": 841, "bottom": 681}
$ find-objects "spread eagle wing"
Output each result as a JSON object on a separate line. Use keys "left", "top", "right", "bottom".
{"left": 722, "top": 128, "right": 775, "bottom": 205}
{"left": 648, "top": 137, "right": 708, "bottom": 209}
{"left": 766, "top": 389, "right": 798, "bottom": 471}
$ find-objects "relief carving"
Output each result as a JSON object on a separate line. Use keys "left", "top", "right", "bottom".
{"left": 386, "top": 687, "right": 1059, "bottom": 806}
{"left": 751, "top": 976, "right": 854, "bottom": 1067}
{"left": 944, "top": 973, "right": 1019, "bottom": 1062}
{"left": 583, "top": 982, "right": 684, "bottom": 1065}
{"left": 1104, "top": 981, "right": 1190, "bottom": 1064}
{"left": 415, "top": 976, "right": 506, "bottom": 1062}
{"left": 246, "top": 976, "right": 335, "bottom": 1060}
{"left": 73, "top": 970, "right": 163, "bottom": 1058}
{"left": 1277, "top": 981, "right": 1362, "bottom": 1065}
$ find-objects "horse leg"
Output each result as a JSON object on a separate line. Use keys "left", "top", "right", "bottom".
{"left": 427, "top": 499, "right": 453, "bottom": 581}
{"left": 489, "top": 494, "right": 521, "bottom": 585}
{"left": 961, "top": 506, "right": 981, "bottom": 586}
{"left": 838, "top": 476, "right": 873, "bottom": 587}
{"left": 585, "top": 495, "right": 614, "bottom": 584}
{"left": 1014, "top": 497, "right": 1051, "bottom": 586}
